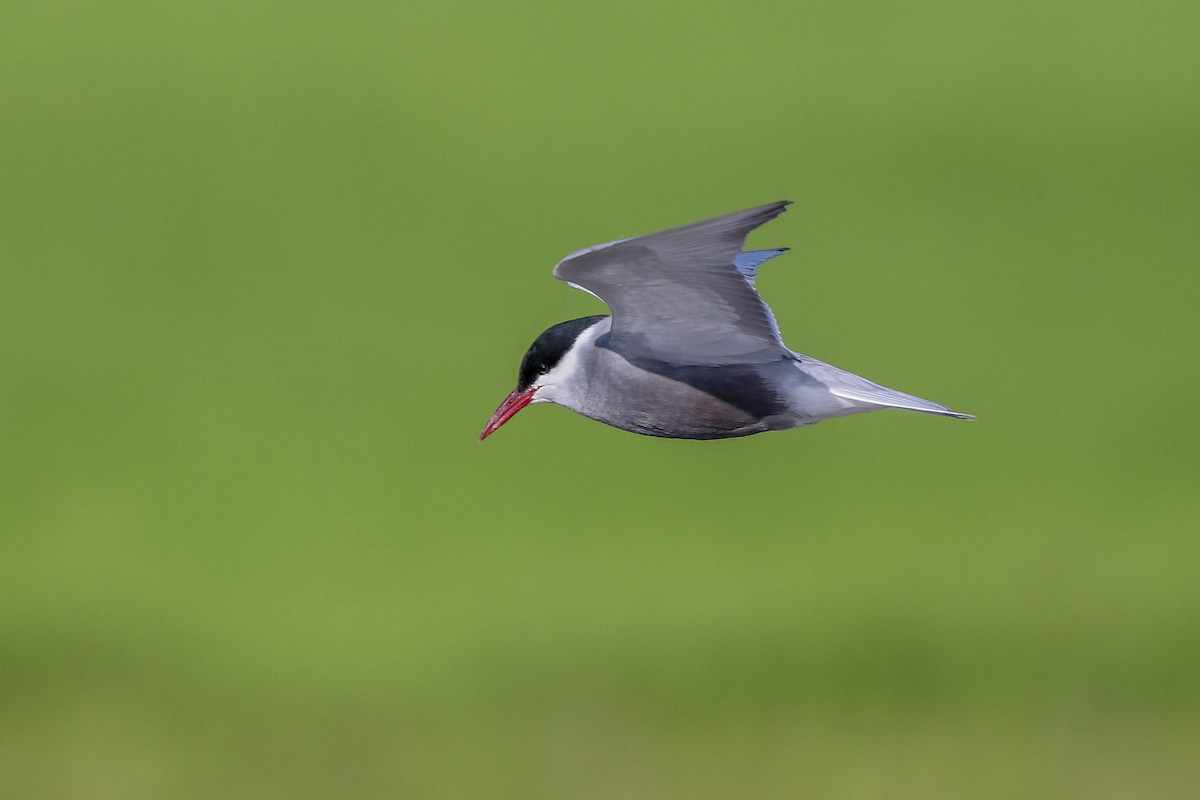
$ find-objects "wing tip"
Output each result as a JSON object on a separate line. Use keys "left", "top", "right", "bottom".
{"left": 757, "top": 199, "right": 792, "bottom": 218}
{"left": 552, "top": 199, "right": 794, "bottom": 284}
{"left": 713, "top": 199, "right": 791, "bottom": 239}
{"left": 739, "top": 200, "right": 792, "bottom": 233}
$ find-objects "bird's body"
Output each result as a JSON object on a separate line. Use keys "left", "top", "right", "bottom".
{"left": 481, "top": 202, "right": 971, "bottom": 441}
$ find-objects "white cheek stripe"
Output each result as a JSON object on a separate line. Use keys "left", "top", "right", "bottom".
{"left": 532, "top": 318, "right": 607, "bottom": 405}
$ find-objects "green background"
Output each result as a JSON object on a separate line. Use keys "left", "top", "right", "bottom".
{"left": 3, "top": 2, "right": 1197, "bottom": 798}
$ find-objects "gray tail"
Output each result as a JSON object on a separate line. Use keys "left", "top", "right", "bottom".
{"left": 805, "top": 359, "right": 974, "bottom": 420}
{"left": 831, "top": 381, "right": 974, "bottom": 419}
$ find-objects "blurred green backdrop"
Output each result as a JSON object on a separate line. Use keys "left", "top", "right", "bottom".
{"left": 2, "top": 2, "right": 1197, "bottom": 798}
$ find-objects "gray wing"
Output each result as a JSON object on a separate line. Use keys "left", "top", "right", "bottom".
{"left": 553, "top": 201, "right": 792, "bottom": 365}
{"left": 732, "top": 248, "right": 788, "bottom": 286}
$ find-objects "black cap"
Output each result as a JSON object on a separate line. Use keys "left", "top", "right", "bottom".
{"left": 516, "top": 315, "right": 607, "bottom": 392}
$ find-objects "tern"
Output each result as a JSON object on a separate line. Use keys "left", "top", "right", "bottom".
{"left": 481, "top": 201, "right": 972, "bottom": 441}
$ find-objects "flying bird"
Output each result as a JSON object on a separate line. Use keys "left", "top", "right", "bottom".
{"left": 481, "top": 201, "right": 972, "bottom": 441}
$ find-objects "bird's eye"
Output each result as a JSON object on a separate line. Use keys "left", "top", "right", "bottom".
{"left": 537, "top": 363, "right": 551, "bottom": 375}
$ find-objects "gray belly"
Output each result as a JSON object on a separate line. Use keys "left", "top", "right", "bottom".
{"left": 574, "top": 353, "right": 784, "bottom": 439}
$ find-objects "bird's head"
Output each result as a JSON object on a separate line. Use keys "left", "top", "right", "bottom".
{"left": 479, "top": 315, "right": 607, "bottom": 441}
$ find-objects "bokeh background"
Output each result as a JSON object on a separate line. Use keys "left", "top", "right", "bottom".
{"left": 3, "top": 2, "right": 1197, "bottom": 798}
